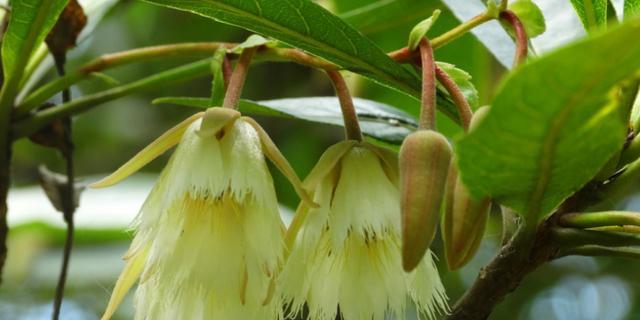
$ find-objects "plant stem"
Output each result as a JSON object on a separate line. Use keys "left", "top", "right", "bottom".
{"left": 499, "top": 10, "right": 528, "bottom": 67}
{"left": 447, "top": 225, "right": 556, "bottom": 320}
{"left": 558, "top": 245, "right": 640, "bottom": 259}
{"left": 326, "top": 70, "right": 363, "bottom": 141}
{"left": 551, "top": 227, "right": 640, "bottom": 247}
{"left": 0, "top": 144, "right": 9, "bottom": 286}
{"left": 500, "top": 0, "right": 509, "bottom": 10}
{"left": 15, "top": 43, "right": 335, "bottom": 117}
{"left": 51, "top": 60, "right": 75, "bottom": 320}
{"left": 559, "top": 211, "right": 640, "bottom": 229}
{"left": 389, "top": 12, "right": 495, "bottom": 63}
{"left": 435, "top": 65, "right": 473, "bottom": 130}
{"left": 12, "top": 59, "right": 212, "bottom": 139}
{"left": 52, "top": 219, "right": 73, "bottom": 320}
{"left": 222, "top": 47, "right": 256, "bottom": 110}
{"left": 418, "top": 39, "right": 436, "bottom": 130}
{"left": 16, "top": 43, "right": 234, "bottom": 116}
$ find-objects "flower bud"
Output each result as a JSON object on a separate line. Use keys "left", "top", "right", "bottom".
{"left": 441, "top": 163, "right": 491, "bottom": 270}
{"left": 441, "top": 107, "right": 491, "bottom": 270}
{"left": 400, "top": 130, "right": 452, "bottom": 271}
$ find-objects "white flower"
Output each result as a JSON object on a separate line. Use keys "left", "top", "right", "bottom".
{"left": 97, "top": 108, "right": 313, "bottom": 320}
{"left": 280, "top": 141, "right": 448, "bottom": 320}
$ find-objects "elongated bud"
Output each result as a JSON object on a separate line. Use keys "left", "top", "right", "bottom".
{"left": 442, "top": 164, "right": 491, "bottom": 270}
{"left": 400, "top": 130, "right": 452, "bottom": 271}
{"left": 442, "top": 107, "right": 491, "bottom": 270}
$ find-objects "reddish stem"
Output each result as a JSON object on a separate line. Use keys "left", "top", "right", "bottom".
{"left": 326, "top": 70, "right": 363, "bottom": 141}
{"left": 500, "top": 10, "right": 528, "bottom": 67}
{"left": 435, "top": 65, "right": 473, "bottom": 131}
{"left": 419, "top": 39, "right": 437, "bottom": 130}
{"left": 222, "top": 47, "right": 256, "bottom": 109}
{"left": 222, "top": 55, "right": 232, "bottom": 89}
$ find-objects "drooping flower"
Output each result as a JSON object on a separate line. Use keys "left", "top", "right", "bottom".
{"left": 96, "top": 108, "right": 314, "bottom": 320}
{"left": 279, "top": 141, "right": 448, "bottom": 320}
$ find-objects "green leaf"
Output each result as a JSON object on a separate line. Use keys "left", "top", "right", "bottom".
{"left": 142, "top": 0, "right": 459, "bottom": 121}
{"left": 436, "top": 62, "right": 480, "bottom": 110}
{"left": 508, "top": 0, "right": 546, "bottom": 38}
{"left": 457, "top": 21, "right": 640, "bottom": 221}
{"left": 407, "top": 10, "right": 440, "bottom": 51}
{"left": 625, "top": 0, "right": 640, "bottom": 18}
{"left": 153, "top": 96, "right": 417, "bottom": 144}
{"left": 570, "top": 0, "right": 608, "bottom": 30}
{"left": 2, "top": 0, "right": 69, "bottom": 84}
{"left": 228, "top": 34, "right": 275, "bottom": 54}
{"left": 339, "top": 0, "right": 437, "bottom": 35}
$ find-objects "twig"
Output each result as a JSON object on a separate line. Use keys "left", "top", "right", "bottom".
{"left": 326, "top": 71, "right": 363, "bottom": 141}
{"left": 559, "top": 211, "right": 640, "bottom": 229}
{"left": 551, "top": 227, "right": 640, "bottom": 248}
{"left": 0, "top": 145, "right": 10, "bottom": 286}
{"left": 389, "top": 12, "right": 495, "bottom": 63}
{"left": 50, "top": 56, "right": 76, "bottom": 319}
{"left": 558, "top": 245, "right": 640, "bottom": 259}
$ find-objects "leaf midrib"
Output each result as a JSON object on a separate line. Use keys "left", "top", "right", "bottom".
{"left": 525, "top": 68, "right": 619, "bottom": 218}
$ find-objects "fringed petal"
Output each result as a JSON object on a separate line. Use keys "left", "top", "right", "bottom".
{"left": 242, "top": 116, "right": 318, "bottom": 208}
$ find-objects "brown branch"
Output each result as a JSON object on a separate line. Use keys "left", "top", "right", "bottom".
{"left": 447, "top": 221, "right": 558, "bottom": 319}
{"left": 0, "top": 143, "right": 10, "bottom": 286}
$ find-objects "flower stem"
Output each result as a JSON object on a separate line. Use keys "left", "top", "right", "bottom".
{"left": 499, "top": 10, "right": 528, "bottom": 67}
{"left": 435, "top": 65, "right": 473, "bottom": 130}
{"left": 418, "top": 39, "right": 437, "bottom": 130}
{"left": 326, "top": 70, "right": 363, "bottom": 141}
{"left": 223, "top": 47, "right": 256, "bottom": 110}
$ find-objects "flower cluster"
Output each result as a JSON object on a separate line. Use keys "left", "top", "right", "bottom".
{"left": 98, "top": 108, "right": 448, "bottom": 320}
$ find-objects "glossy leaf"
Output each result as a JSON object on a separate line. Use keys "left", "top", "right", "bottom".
{"left": 142, "top": 0, "right": 460, "bottom": 120}
{"left": 457, "top": 21, "right": 640, "bottom": 220}
{"left": 153, "top": 96, "right": 417, "bottom": 144}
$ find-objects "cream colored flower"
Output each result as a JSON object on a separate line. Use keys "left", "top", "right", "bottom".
{"left": 96, "top": 108, "right": 314, "bottom": 320}
{"left": 280, "top": 141, "right": 448, "bottom": 320}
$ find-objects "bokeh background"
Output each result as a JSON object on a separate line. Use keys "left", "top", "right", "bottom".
{"left": 1, "top": 0, "right": 639, "bottom": 319}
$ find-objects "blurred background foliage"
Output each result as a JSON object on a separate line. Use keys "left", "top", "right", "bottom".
{"left": 1, "top": 0, "right": 639, "bottom": 319}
